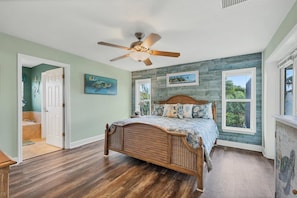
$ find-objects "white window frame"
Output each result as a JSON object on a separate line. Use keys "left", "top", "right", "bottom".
{"left": 280, "top": 58, "right": 297, "bottom": 115}
{"left": 222, "top": 67, "right": 256, "bottom": 134}
{"left": 135, "top": 78, "right": 151, "bottom": 115}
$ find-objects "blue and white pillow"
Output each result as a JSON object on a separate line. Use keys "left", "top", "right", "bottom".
{"left": 177, "top": 104, "right": 184, "bottom": 119}
{"left": 192, "top": 103, "right": 213, "bottom": 119}
{"left": 152, "top": 104, "right": 164, "bottom": 116}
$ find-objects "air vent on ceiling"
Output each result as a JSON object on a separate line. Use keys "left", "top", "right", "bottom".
{"left": 221, "top": 0, "right": 248, "bottom": 8}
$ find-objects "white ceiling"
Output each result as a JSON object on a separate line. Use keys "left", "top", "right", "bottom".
{"left": 0, "top": 0, "right": 295, "bottom": 71}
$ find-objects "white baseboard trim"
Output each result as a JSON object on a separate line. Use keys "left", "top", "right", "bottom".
{"left": 11, "top": 158, "right": 19, "bottom": 166}
{"left": 262, "top": 150, "right": 274, "bottom": 160}
{"left": 70, "top": 134, "right": 105, "bottom": 149}
{"left": 216, "top": 139, "right": 262, "bottom": 152}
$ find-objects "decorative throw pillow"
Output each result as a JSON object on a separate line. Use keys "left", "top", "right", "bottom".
{"left": 162, "top": 104, "right": 178, "bottom": 118}
{"left": 177, "top": 104, "right": 184, "bottom": 119}
{"left": 152, "top": 104, "right": 164, "bottom": 116}
{"left": 182, "top": 104, "right": 193, "bottom": 118}
{"left": 192, "top": 103, "right": 213, "bottom": 119}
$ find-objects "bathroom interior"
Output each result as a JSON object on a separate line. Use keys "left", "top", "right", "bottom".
{"left": 22, "top": 64, "right": 62, "bottom": 160}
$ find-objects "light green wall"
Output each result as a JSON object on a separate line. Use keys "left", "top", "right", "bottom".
{"left": 264, "top": 1, "right": 297, "bottom": 60}
{"left": 0, "top": 32, "right": 131, "bottom": 158}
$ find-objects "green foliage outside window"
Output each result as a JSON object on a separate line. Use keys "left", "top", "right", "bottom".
{"left": 139, "top": 84, "right": 150, "bottom": 115}
{"left": 225, "top": 80, "right": 248, "bottom": 128}
{"left": 139, "top": 101, "right": 150, "bottom": 115}
{"left": 225, "top": 80, "right": 246, "bottom": 99}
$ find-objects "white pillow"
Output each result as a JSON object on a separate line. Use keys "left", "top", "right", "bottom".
{"left": 182, "top": 104, "right": 193, "bottom": 118}
{"left": 162, "top": 104, "right": 178, "bottom": 118}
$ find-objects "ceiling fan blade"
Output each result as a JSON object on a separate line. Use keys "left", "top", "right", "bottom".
{"left": 150, "top": 50, "right": 180, "bottom": 57}
{"left": 143, "top": 58, "right": 152, "bottom": 66}
{"left": 110, "top": 54, "right": 130, "bottom": 62}
{"left": 97, "top": 41, "right": 130, "bottom": 50}
{"left": 141, "top": 33, "right": 161, "bottom": 48}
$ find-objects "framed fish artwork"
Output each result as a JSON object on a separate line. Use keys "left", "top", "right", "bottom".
{"left": 84, "top": 74, "right": 117, "bottom": 95}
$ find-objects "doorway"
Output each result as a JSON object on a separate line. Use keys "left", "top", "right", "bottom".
{"left": 18, "top": 54, "right": 71, "bottom": 163}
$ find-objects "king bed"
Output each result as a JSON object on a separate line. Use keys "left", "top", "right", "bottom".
{"left": 104, "top": 95, "right": 219, "bottom": 192}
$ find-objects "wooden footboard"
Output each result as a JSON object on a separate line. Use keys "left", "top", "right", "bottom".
{"left": 104, "top": 122, "right": 205, "bottom": 192}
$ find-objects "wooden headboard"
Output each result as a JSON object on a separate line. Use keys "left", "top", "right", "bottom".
{"left": 157, "top": 95, "right": 217, "bottom": 121}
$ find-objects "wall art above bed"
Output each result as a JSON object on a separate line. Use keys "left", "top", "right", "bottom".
{"left": 166, "top": 71, "right": 199, "bottom": 87}
{"left": 84, "top": 74, "right": 117, "bottom": 95}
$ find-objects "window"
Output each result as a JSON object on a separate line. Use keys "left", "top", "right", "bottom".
{"left": 222, "top": 68, "right": 256, "bottom": 134}
{"left": 135, "top": 78, "right": 151, "bottom": 115}
{"left": 283, "top": 65, "right": 293, "bottom": 115}
{"left": 280, "top": 57, "right": 297, "bottom": 115}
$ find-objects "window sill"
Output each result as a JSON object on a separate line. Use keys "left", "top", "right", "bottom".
{"left": 222, "top": 127, "right": 256, "bottom": 135}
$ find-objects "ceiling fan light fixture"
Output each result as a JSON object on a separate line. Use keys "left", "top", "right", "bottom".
{"left": 130, "top": 51, "right": 150, "bottom": 62}
{"left": 98, "top": 32, "right": 179, "bottom": 66}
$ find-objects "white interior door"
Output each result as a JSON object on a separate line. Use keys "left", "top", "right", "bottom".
{"left": 44, "top": 68, "right": 64, "bottom": 148}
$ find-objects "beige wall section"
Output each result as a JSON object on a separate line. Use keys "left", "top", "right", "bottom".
{"left": 0, "top": 32, "right": 131, "bottom": 158}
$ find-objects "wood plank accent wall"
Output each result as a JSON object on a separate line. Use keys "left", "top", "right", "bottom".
{"left": 132, "top": 53, "right": 262, "bottom": 146}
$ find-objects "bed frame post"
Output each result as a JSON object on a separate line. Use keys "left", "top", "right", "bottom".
{"left": 104, "top": 124, "right": 109, "bottom": 156}
{"left": 196, "top": 136, "right": 204, "bottom": 192}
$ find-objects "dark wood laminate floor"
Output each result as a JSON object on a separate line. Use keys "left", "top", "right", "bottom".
{"left": 9, "top": 140, "right": 274, "bottom": 198}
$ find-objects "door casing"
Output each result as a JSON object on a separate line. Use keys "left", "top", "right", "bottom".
{"left": 17, "top": 53, "right": 71, "bottom": 163}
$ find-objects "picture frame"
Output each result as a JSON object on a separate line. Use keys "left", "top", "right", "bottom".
{"left": 166, "top": 71, "right": 199, "bottom": 87}
{"left": 84, "top": 74, "right": 117, "bottom": 95}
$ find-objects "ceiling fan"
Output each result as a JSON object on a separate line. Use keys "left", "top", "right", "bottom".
{"left": 97, "top": 32, "right": 180, "bottom": 66}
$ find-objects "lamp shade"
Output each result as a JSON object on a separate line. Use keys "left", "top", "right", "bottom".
{"left": 130, "top": 51, "right": 150, "bottom": 61}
